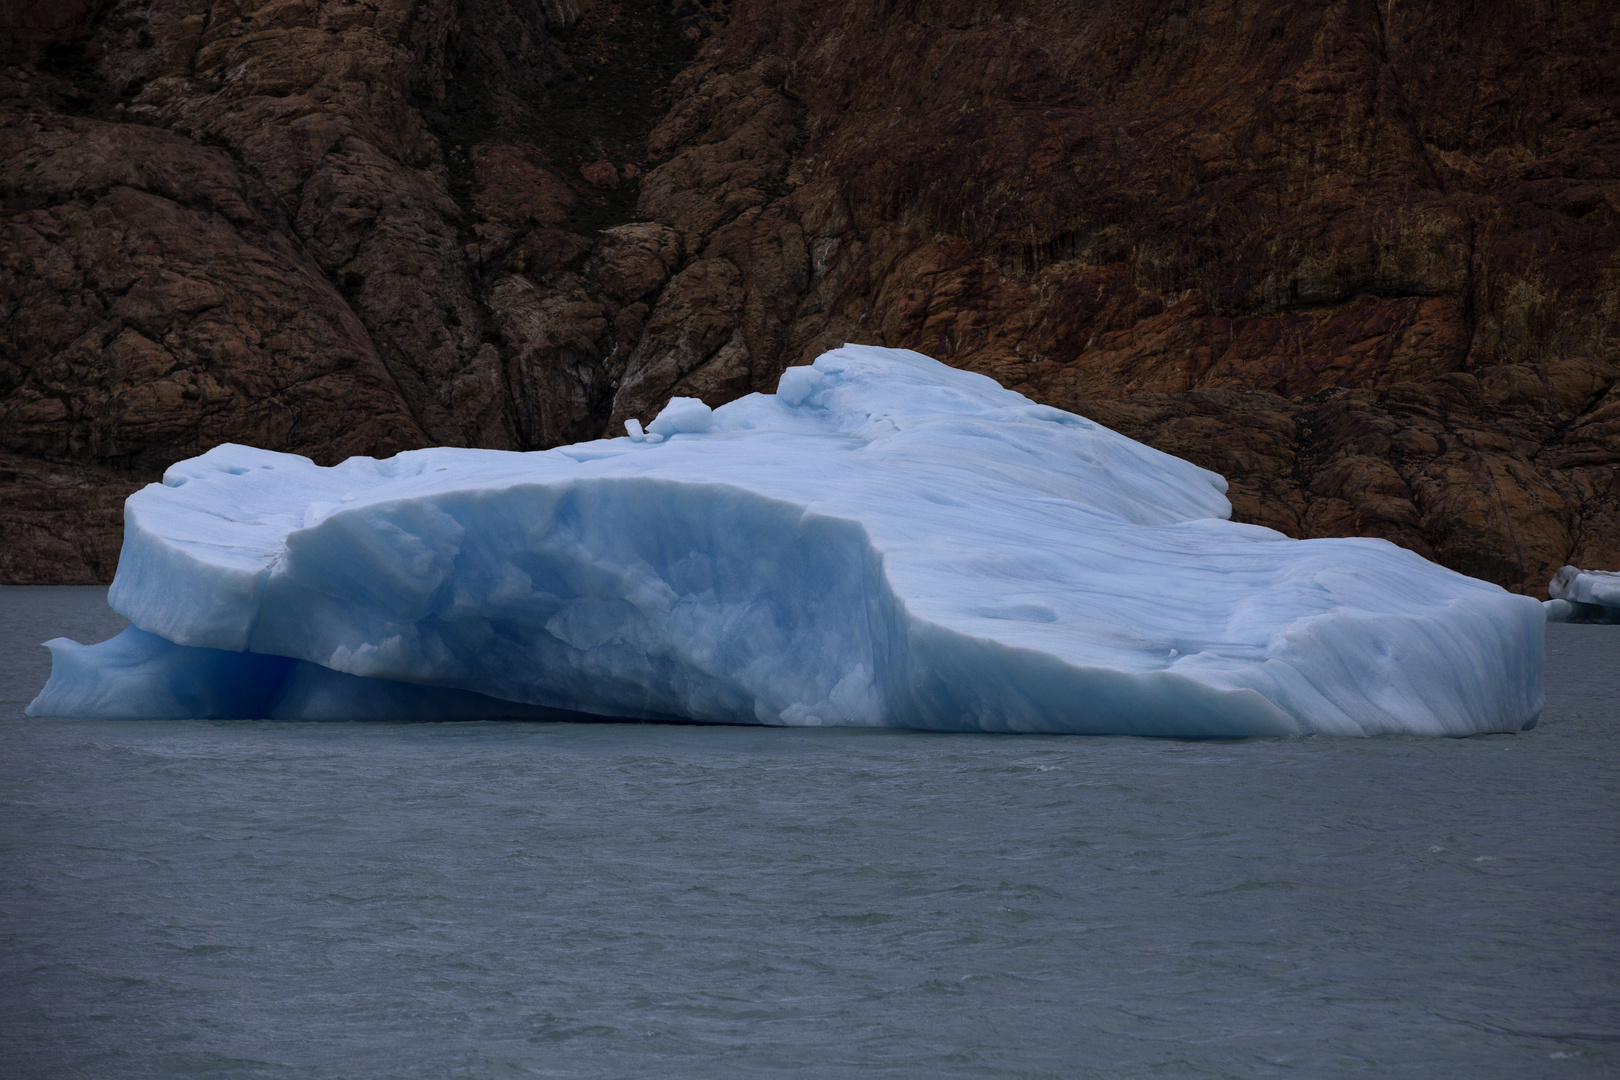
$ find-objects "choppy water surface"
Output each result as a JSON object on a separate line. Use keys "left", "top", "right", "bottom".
{"left": 2, "top": 587, "right": 1617, "bottom": 1079}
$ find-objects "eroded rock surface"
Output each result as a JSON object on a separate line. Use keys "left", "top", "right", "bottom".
{"left": 0, "top": 67, "right": 428, "bottom": 579}
{"left": 3, "top": 0, "right": 1616, "bottom": 593}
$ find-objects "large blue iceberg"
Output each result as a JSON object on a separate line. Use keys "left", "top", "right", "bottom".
{"left": 30, "top": 346, "right": 1545, "bottom": 736}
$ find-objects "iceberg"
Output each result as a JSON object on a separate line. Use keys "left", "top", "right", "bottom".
{"left": 1544, "top": 565, "right": 1620, "bottom": 624}
{"left": 29, "top": 345, "right": 1545, "bottom": 736}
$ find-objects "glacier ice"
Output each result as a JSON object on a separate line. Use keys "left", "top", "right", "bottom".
{"left": 1544, "top": 565, "right": 1620, "bottom": 624}
{"left": 28, "top": 345, "right": 1545, "bottom": 736}
{"left": 29, "top": 626, "right": 580, "bottom": 722}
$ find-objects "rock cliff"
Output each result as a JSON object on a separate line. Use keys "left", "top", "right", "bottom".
{"left": 3, "top": 0, "right": 1616, "bottom": 592}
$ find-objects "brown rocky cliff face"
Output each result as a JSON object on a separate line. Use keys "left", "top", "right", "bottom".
{"left": 0, "top": 63, "right": 429, "bottom": 579}
{"left": 1, "top": 0, "right": 694, "bottom": 578}
{"left": 2, "top": 0, "right": 1616, "bottom": 594}
{"left": 621, "top": 0, "right": 1620, "bottom": 594}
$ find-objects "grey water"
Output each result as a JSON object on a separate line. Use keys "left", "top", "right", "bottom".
{"left": 1, "top": 587, "right": 1616, "bottom": 1079}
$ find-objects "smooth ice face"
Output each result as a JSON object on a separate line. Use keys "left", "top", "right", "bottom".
{"left": 32, "top": 345, "right": 1545, "bottom": 735}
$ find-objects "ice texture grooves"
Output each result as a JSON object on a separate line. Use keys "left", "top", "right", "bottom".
{"left": 33, "top": 346, "right": 1544, "bottom": 735}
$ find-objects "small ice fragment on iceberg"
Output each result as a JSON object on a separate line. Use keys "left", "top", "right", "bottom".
{"left": 625, "top": 418, "right": 646, "bottom": 441}
{"left": 647, "top": 397, "right": 713, "bottom": 436}
{"left": 776, "top": 365, "right": 826, "bottom": 406}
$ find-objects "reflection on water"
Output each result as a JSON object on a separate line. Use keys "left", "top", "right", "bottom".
{"left": 3, "top": 587, "right": 1618, "bottom": 1079}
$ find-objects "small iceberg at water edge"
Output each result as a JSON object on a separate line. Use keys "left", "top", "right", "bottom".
{"left": 1545, "top": 566, "right": 1620, "bottom": 624}
{"left": 29, "top": 345, "right": 1545, "bottom": 736}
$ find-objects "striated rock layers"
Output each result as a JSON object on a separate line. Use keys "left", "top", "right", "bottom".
{"left": 3, "top": 0, "right": 1617, "bottom": 593}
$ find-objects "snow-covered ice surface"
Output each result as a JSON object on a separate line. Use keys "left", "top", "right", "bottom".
{"left": 1545, "top": 566, "right": 1620, "bottom": 624}
{"left": 29, "top": 346, "right": 1545, "bottom": 736}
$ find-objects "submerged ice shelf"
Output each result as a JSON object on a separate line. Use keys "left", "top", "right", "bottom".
{"left": 30, "top": 345, "right": 1544, "bottom": 736}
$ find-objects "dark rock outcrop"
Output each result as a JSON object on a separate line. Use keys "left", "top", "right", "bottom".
{"left": 2, "top": 0, "right": 1616, "bottom": 593}
{"left": 0, "top": 63, "right": 427, "bottom": 579}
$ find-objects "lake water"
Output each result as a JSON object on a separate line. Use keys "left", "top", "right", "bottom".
{"left": 2, "top": 586, "right": 1617, "bottom": 1078}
